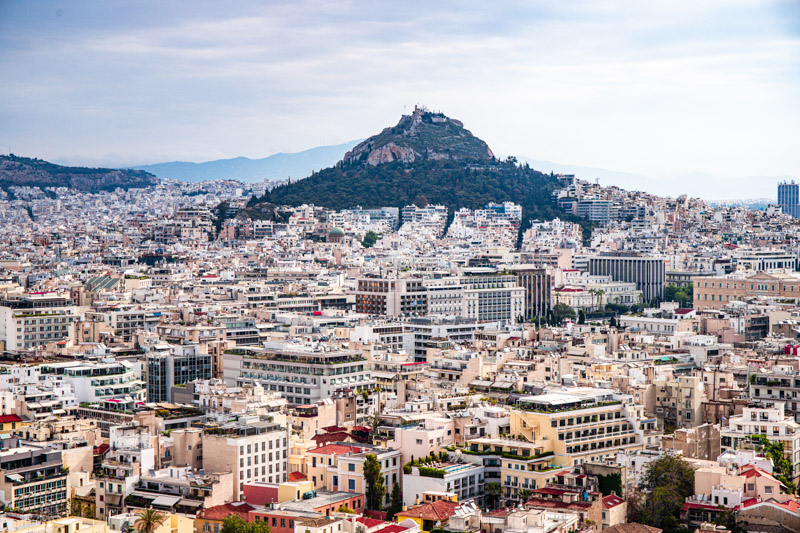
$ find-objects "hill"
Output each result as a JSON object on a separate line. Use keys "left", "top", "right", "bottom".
{"left": 134, "top": 141, "right": 359, "bottom": 182}
{"left": 250, "top": 107, "right": 571, "bottom": 232}
{"left": 0, "top": 154, "right": 158, "bottom": 193}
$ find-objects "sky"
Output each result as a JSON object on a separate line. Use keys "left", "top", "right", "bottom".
{"left": 1, "top": 0, "right": 799, "bottom": 183}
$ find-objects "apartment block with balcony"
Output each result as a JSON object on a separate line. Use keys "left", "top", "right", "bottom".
{"left": 459, "top": 437, "right": 565, "bottom": 504}
{"left": 0, "top": 437, "right": 68, "bottom": 516}
{"left": 652, "top": 375, "right": 707, "bottom": 430}
{"left": 720, "top": 402, "right": 800, "bottom": 484}
{"left": 509, "top": 389, "right": 646, "bottom": 468}
{"left": 0, "top": 295, "right": 80, "bottom": 351}
{"left": 224, "top": 343, "right": 374, "bottom": 405}
{"left": 750, "top": 365, "right": 800, "bottom": 422}
{"left": 306, "top": 445, "right": 401, "bottom": 508}
{"left": 94, "top": 423, "right": 155, "bottom": 519}
{"left": 40, "top": 361, "right": 145, "bottom": 403}
{"left": 403, "top": 461, "right": 485, "bottom": 508}
{"left": 202, "top": 421, "right": 289, "bottom": 498}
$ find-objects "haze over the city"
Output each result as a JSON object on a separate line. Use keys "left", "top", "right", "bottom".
{"left": 1, "top": 0, "right": 799, "bottom": 194}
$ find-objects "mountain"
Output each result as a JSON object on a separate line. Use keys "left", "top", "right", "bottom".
{"left": 134, "top": 141, "right": 360, "bottom": 182}
{"left": 250, "top": 107, "right": 572, "bottom": 229}
{"left": 0, "top": 154, "right": 158, "bottom": 193}
{"left": 343, "top": 108, "right": 494, "bottom": 165}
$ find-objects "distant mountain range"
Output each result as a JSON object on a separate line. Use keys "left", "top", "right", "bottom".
{"left": 133, "top": 141, "right": 360, "bottom": 182}
{"left": 132, "top": 141, "right": 784, "bottom": 201}
{"left": 515, "top": 158, "right": 783, "bottom": 201}
{"left": 0, "top": 154, "right": 158, "bottom": 193}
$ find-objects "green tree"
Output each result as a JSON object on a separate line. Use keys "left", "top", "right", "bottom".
{"left": 518, "top": 489, "right": 532, "bottom": 502}
{"left": 597, "top": 473, "right": 622, "bottom": 496}
{"left": 552, "top": 303, "right": 576, "bottom": 325}
{"left": 578, "top": 310, "right": 586, "bottom": 324}
{"left": 387, "top": 482, "right": 403, "bottom": 521}
{"left": 609, "top": 316, "right": 618, "bottom": 328}
{"left": 628, "top": 454, "right": 695, "bottom": 533}
{"left": 364, "top": 454, "right": 387, "bottom": 510}
{"left": 362, "top": 231, "right": 379, "bottom": 248}
{"left": 133, "top": 509, "right": 167, "bottom": 533}
{"left": 485, "top": 482, "right": 503, "bottom": 509}
{"left": 749, "top": 434, "right": 796, "bottom": 493}
{"left": 221, "top": 516, "right": 271, "bottom": 533}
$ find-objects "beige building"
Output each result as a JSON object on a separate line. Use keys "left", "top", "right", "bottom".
{"left": 8, "top": 517, "right": 109, "bottom": 533}
{"left": 202, "top": 421, "right": 289, "bottom": 498}
{"left": 653, "top": 376, "right": 706, "bottom": 430}
{"left": 693, "top": 271, "right": 800, "bottom": 311}
{"left": 509, "top": 389, "right": 646, "bottom": 466}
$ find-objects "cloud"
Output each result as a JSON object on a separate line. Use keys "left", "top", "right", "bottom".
{"left": 0, "top": 0, "right": 798, "bottom": 184}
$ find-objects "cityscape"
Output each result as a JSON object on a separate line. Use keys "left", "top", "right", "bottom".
{"left": 1, "top": 3, "right": 799, "bottom": 533}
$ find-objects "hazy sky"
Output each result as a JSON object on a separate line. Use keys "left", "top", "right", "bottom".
{"left": 1, "top": 0, "right": 799, "bottom": 180}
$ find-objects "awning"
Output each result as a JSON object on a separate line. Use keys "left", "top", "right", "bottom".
{"left": 178, "top": 499, "right": 203, "bottom": 508}
{"left": 151, "top": 495, "right": 182, "bottom": 508}
{"left": 105, "top": 494, "right": 122, "bottom": 506}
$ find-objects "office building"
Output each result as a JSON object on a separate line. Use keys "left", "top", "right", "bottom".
{"left": 589, "top": 254, "right": 665, "bottom": 303}
{"left": 778, "top": 181, "right": 800, "bottom": 218}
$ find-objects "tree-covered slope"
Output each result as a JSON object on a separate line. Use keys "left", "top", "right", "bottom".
{"left": 0, "top": 154, "right": 159, "bottom": 192}
{"left": 257, "top": 157, "right": 564, "bottom": 220}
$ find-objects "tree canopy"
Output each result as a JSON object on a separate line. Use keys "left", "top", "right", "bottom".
{"left": 364, "top": 454, "right": 386, "bottom": 510}
{"left": 628, "top": 454, "right": 695, "bottom": 533}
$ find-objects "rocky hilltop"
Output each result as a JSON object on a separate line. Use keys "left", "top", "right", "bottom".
{"left": 0, "top": 155, "right": 159, "bottom": 193}
{"left": 249, "top": 108, "right": 573, "bottom": 235}
{"left": 343, "top": 106, "right": 494, "bottom": 166}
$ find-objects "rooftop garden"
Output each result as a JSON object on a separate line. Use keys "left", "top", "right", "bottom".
{"left": 516, "top": 400, "right": 622, "bottom": 414}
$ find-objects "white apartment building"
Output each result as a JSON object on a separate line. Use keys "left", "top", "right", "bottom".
{"left": 0, "top": 295, "right": 80, "bottom": 351}
{"left": 40, "top": 360, "right": 145, "bottom": 403}
{"left": 403, "top": 461, "right": 485, "bottom": 507}
{"left": 95, "top": 424, "right": 156, "bottom": 519}
{"left": 721, "top": 403, "right": 800, "bottom": 483}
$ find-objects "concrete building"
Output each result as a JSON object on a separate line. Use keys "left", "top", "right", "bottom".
{"left": 507, "top": 266, "right": 552, "bottom": 321}
{"left": 589, "top": 254, "right": 665, "bottom": 303}
{"left": 146, "top": 344, "right": 212, "bottom": 402}
{"left": 0, "top": 295, "right": 80, "bottom": 351}
{"left": 224, "top": 342, "right": 374, "bottom": 405}
{"left": 652, "top": 376, "right": 706, "bottom": 430}
{"left": 778, "top": 180, "right": 800, "bottom": 218}
{"left": 0, "top": 437, "right": 68, "bottom": 516}
{"left": 720, "top": 402, "right": 800, "bottom": 484}
{"left": 202, "top": 420, "right": 289, "bottom": 498}
{"left": 403, "top": 461, "right": 485, "bottom": 507}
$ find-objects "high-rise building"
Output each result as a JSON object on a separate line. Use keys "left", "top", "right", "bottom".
{"left": 589, "top": 254, "right": 665, "bottom": 303}
{"left": 778, "top": 181, "right": 800, "bottom": 218}
{"left": 146, "top": 344, "right": 212, "bottom": 403}
{"left": 507, "top": 265, "right": 552, "bottom": 320}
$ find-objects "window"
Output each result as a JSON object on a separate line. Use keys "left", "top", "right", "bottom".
{"left": 349, "top": 463, "right": 355, "bottom": 472}
{"left": 348, "top": 479, "right": 356, "bottom": 490}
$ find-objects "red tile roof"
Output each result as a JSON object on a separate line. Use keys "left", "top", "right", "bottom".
{"left": 311, "top": 432, "right": 369, "bottom": 444}
{"left": 524, "top": 497, "right": 591, "bottom": 511}
{"left": 288, "top": 472, "right": 308, "bottom": 481}
{"left": 603, "top": 494, "right": 625, "bottom": 509}
{"left": 399, "top": 500, "right": 460, "bottom": 521}
{"left": 375, "top": 525, "right": 412, "bottom": 533}
{"left": 0, "top": 414, "right": 23, "bottom": 424}
{"left": 356, "top": 517, "right": 386, "bottom": 528}
{"left": 94, "top": 443, "right": 110, "bottom": 455}
{"left": 309, "top": 444, "right": 364, "bottom": 455}
{"left": 198, "top": 502, "right": 255, "bottom": 521}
